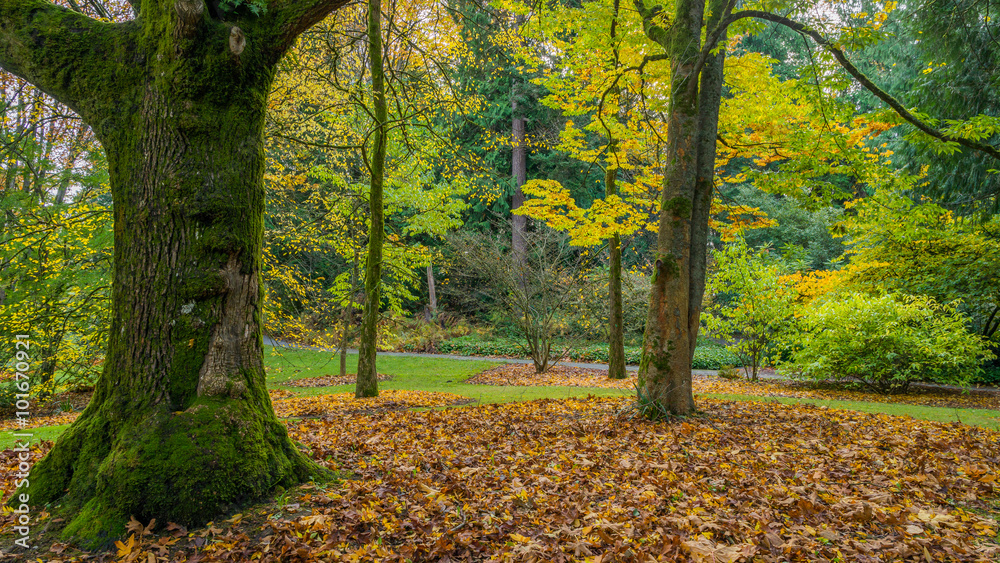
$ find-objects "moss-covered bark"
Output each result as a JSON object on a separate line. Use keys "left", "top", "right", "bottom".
{"left": 356, "top": 0, "right": 387, "bottom": 398}
{"left": 688, "top": 0, "right": 727, "bottom": 365}
{"left": 634, "top": 0, "right": 704, "bottom": 416}
{"left": 1, "top": 0, "right": 350, "bottom": 547}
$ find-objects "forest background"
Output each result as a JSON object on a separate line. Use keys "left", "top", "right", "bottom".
{"left": 2, "top": 0, "right": 1000, "bottom": 408}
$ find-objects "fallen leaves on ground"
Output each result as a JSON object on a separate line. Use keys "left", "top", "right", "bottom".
{"left": 5, "top": 396, "right": 998, "bottom": 562}
{"left": 0, "top": 411, "right": 80, "bottom": 432}
{"left": 271, "top": 389, "right": 473, "bottom": 418}
{"left": 282, "top": 373, "right": 392, "bottom": 388}
{"left": 468, "top": 364, "right": 1000, "bottom": 411}
{"left": 703, "top": 377, "right": 1000, "bottom": 411}
{"left": 267, "top": 389, "right": 296, "bottom": 400}
{"left": 468, "top": 364, "right": 626, "bottom": 388}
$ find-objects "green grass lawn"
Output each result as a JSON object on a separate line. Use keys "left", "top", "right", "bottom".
{"left": 3, "top": 344, "right": 998, "bottom": 449}
{"left": 265, "top": 345, "right": 632, "bottom": 404}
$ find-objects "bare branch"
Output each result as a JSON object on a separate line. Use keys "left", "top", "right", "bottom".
{"left": 727, "top": 10, "right": 1000, "bottom": 163}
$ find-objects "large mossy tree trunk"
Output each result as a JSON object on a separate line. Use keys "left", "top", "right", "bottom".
{"left": 633, "top": 0, "right": 726, "bottom": 415}
{"left": 0, "top": 0, "right": 349, "bottom": 546}
{"left": 634, "top": 0, "right": 704, "bottom": 416}
{"left": 355, "top": 0, "right": 387, "bottom": 399}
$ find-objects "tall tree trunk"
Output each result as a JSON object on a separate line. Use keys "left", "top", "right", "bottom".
{"left": 24, "top": 70, "right": 323, "bottom": 543}
{"left": 0, "top": 0, "right": 351, "bottom": 544}
{"left": 688, "top": 0, "right": 727, "bottom": 363}
{"left": 511, "top": 96, "right": 527, "bottom": 264}
{"left": 426, "top": 261, "right": 437, "bottom": 319}
{"left": 606, "top": 161, "right": 626, "bottom": 380}
{"left": 605, "top": 0, "right": 626, "bottom": 380}
{"left": 356, "top": 0, "right": 388, "bottom": 398}
{"left": 636, "top": 0, "right": 704, "bottom": 416}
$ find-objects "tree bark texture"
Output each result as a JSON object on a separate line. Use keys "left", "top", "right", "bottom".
{"left": 636, "top": 0, "right": 704, "bottom": 416}
{"left": 605, "top": 0, "right": 626, "bottom": 381}
{"left": 427, "top": 262, "right": 437, "bottom": 316}
{"left": 606, "top": 164, "right": 626, "bottom": 380}
{"left": 688, "top": 0, "right": 727, "bottom": 363}
{"left": 0, "top": 0, "right": 350, "bottom": 545}
{"left": 511, "top": 98, "right": 527, "bottom": 264}
{"left": 356, "top": 0, "right": 387, "bottom": 398}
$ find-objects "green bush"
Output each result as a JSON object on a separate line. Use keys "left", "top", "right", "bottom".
{"left": 691, "top": 345, "right": 741, "bottom": 370}
{"left": 437, "top": 336, "right": 524, "bottom": 357}
{"left": 781, "top": 292, "right": 995, "bottom": 393}
{"left": 384, "top": 314, "right": 474, "bottom": 353}
{"left": 974, "top": 364, "right": 1000, "bottom": 386}
{"left": 703, "top": 238, "right": 798, "bottom": 380}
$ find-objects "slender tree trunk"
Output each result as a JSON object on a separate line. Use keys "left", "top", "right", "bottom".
{"left": 426, "top": 262, "right": 437, "bottom": 319}
{"left": 511, "top": 96, "right": 527, "bottom": 264}
{"left": 636, "top": 0, "right": 704, "bottom": 416}
{"left": 356, "top": 0, "right": 388, "bottom": 398}
{"left": 688, "top": 0, "right": 727, "bottom": 363}
{"left": 605, "top": 0, "right": 626, "bottom": 380}
{"left": 606, "top": 167, "right": 626, "bottom": 380}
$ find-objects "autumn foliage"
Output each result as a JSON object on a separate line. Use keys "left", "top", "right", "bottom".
{"left": 4, "top": 393, "right": 998, "bottom": 561}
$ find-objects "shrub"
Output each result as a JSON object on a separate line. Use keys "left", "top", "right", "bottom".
{"left": 447, "top": 229, "right": 593, "bottom": 373}
{"left": 691, "top": 345, "right": 741, "bottom": 370}
{"left": 0, "top": 376, "right": 56, "bottom": 416}
{"left": 563, "top": 269, "right": 650, "bottom": 342}
{"left": 436, "top": 336, "right": 524, "bottom": 358}
{"left": 973, "top": 363, "right": 1000, "bottom": 386}
{"left": 0, "top": 380, "right": 20, "bottom": 415}
{"left": 781, "top": 292, "right": 995, "bottom": 393}
{"left": 703, "top": 239, "right": 798, "bottom": 380}
{"left": 382, "top": 314, "right": 473, "bottom": 352}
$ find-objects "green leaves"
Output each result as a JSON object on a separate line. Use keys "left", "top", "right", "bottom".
{"left": 782, "top": 292, "right": 995, "bottom": 393}
{"left": 703, "top": 238, "right": 799, "bottom": 380}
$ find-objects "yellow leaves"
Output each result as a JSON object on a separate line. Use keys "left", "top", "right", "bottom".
{"left": 780, "top": 269, "right": 846, "bottom": 305}
{"left": 115, "top": 534, "right": 136, "bottom": 557}
{"left": 709, "top": 201, "right": 776, "bottom": 241}
{"left": 517, "top": 179, "right": 649, "bottom": 245}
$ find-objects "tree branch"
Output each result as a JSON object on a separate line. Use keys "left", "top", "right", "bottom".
{"left": 0, "top": 0, "right": 133, "bottom": 122}
{"left": 261, "top": 0, "right": 356, "bottom": 63}
{"left": 727, "top": 10, "right": 1000, "bottom": 163}
{"left": 632, "top": 0, "right": 672, "bottom": 47}
{"left": 689, "top": 0, "right": 737, "bottom": 92}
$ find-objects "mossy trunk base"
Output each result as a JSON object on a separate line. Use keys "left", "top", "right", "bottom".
{"left": 23, "top": 394, "right": 326, "bottom": 548}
